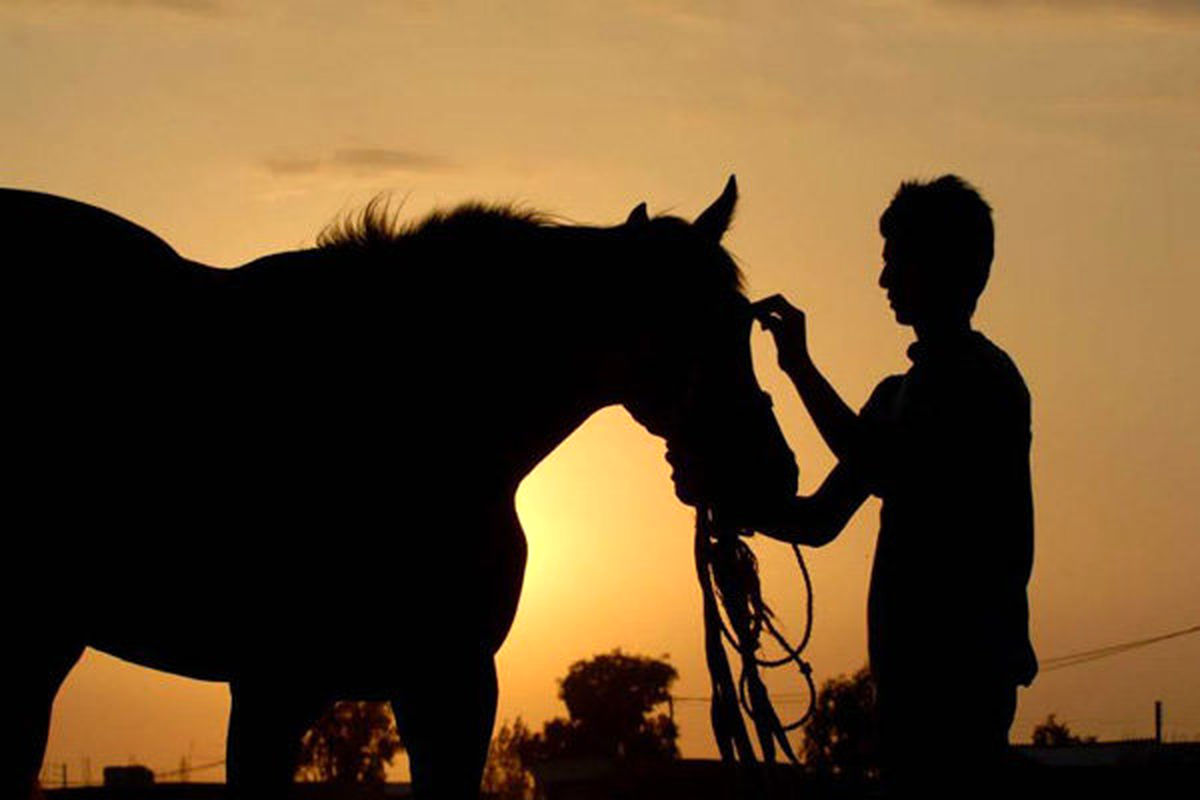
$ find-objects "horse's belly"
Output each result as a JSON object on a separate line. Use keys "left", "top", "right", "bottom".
{"left": 78, "top": 571, "right": 412, "bottom": 685}
{"left": 67, "top": 518, "right": 525, "bottom": 688}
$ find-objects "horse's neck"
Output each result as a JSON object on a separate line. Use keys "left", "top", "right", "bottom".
{"left": 470, "top": 335, "right": 625, "bottom": 490}
{"left": 436, "top": 230, "right": 640, "bottom": 491}
{"left": 225, "top": 237, "right": 640, "bottom": 494}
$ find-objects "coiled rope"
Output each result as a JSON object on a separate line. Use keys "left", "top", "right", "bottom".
{"left": 695, "top": 506, "right": 817, "bottom": 792}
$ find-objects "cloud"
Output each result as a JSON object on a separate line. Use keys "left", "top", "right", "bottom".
{"left": 0, "top": 0, "right": 224, "bottom": 16}
{"left": 11, "top": 0, "right": 225, "bottom": 15}
{"left": 261, "top": 157, "right": 324, "bottom": 176}
{"left": 332, "top": 148, "right": 450, "bottom": 172}
{"left": 262, "top": 148, "right": 452, "bottom": 178}
{"left": 135, "top": 0, "right": 221, "bottom": 13}
{"left": 939, "top": 0, "right": 1200, "bottom": 19}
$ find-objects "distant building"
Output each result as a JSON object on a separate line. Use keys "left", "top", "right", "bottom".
{"left": 1016, "top": 738, "right": 1200, "bottom": 769}
{"left": 102, "top": 766, "right": 154, "bottom": 788}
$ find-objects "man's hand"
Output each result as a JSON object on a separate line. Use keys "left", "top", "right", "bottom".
{"left": 713, "top": 496, "right": 794, "bottom": 538}
{"left": 753, "top": 294, "right": 811, "bottom": 376}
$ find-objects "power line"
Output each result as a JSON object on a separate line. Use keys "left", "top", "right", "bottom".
{"left": 42, "top": 757, "right": 227, "bottom": 788}
{"left": 672, "top": 623, "right": 1200, "bottom": 706}
{"left": 153, "top": 757, "right": 226, "bottom": 780}
{"left": 1042, "top": 623, "right": 1200, "bottom": 672}
{"left": 673, "top": 695, "right": 812, "bottom": 706}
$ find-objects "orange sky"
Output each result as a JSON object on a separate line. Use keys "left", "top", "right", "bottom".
{"left": 4, "top": 0, "right": 1198, "bottom": 785}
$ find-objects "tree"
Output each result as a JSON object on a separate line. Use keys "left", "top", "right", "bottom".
{"left": 481, "top": 718, "right": 536, "bottom": 800}
{"left": 1031, "top": 714, "right": 1096, "bottom": 747}
{"left": 517, "top": 650, "right": 680, "bottom": 763}
{"left": 294, "top": 701, "right": 403, "bottom": 784}
{"left": 801, "top": 666, "right": 878, "bottom": 783}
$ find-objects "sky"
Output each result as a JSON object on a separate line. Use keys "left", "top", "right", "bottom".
{"left": 3, "top": 0, "right": 1198, "bottom": 786}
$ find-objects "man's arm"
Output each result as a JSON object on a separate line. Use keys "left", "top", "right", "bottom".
{"left": 754, "top": 295, "right": 862, "bottom": 461}
{"left": 752, "top": 460, "right": 871, "bottom": 546}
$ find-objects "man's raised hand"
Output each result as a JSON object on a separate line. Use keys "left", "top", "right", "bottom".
{"left": 753, "top": 294, "right": 811, "bottom": 375}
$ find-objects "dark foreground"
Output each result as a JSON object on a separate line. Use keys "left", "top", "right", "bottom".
{"left": 43, "top": 742, "right": 1200, "bottom": 800}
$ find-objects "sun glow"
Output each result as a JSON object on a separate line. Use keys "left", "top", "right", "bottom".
{"left": 12, "top": 0, "right": 1200, "bottom": 783}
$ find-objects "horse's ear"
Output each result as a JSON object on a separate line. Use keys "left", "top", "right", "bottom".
{"left": 694, "top": 175, "right": 737, "bottom": 241}
{"left": 626, "top": 202, "right": 649, "bottom": 226}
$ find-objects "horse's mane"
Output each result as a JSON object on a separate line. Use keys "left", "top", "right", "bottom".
{"left": 316, "top": 195, "right": 554, "bottom": 251}
{"left": 315, "top": 194, "right": 744, "bottom": 293}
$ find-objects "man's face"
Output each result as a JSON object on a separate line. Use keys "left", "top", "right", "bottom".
{"left": 879, "top": 237, "right": 928, "bottom": 326}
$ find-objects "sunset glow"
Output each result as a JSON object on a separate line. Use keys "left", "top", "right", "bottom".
{"left": 4, "top": 0, "right": 1197, "bottom": 785}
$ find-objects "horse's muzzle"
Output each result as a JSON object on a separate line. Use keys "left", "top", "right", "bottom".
{"left": 666, "top": 390, "right": 798, "bottom": 521}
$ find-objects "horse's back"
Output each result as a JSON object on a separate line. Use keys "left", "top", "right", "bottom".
{"left": 1, "top": 188, "right": 201, "bottom": 288}
{"left": 3, "top": 191, "right": 235, "bottom": 627}
{"left": 1, "top": 188, "right": 225, "bottom": 389}
{"left": 3, "top": 190, "right": 522, "bottom": 685}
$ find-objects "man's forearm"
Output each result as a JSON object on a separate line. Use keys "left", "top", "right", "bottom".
{"left": 787, "top": 356, "right": 861, "bottom": 461}
{"left": 749, "top": 496, "right": 832, "bottom": 546}
{"left": 754, "top": 462, "right": 869, "bottom": 547}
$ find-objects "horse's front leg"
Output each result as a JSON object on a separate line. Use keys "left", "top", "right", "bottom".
{"left": 226, "top": 682, "right": 326, "bottom": 800}
{"left": 391, "top": 653, "right": 498, "bottom": 800}
{"left": 392, "top": 495, "right": 524, "bottom": 799}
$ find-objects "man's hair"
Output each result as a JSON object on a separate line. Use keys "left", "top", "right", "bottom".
{"left": 878, "top": 175, "right": 994, "bottom": 314}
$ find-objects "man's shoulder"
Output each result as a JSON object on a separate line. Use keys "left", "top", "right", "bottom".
{"left": 873, "top": 372, "right": 908, "bottom": 395}
{"left": 893, "top": 331, "right": 1031, "bottom": 427}
{"left": 862, "top": 373, "right": 907, "bottom": 416}
{"left": 960, "top": 332, "right": 1032, "bottom": 432}
{"left": 968, "top": 331, "right": 1030, "bottom": 397}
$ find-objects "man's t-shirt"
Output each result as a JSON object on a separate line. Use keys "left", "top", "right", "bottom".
{"left": 854, "top": 330, "right": 1037, "bottom": 689}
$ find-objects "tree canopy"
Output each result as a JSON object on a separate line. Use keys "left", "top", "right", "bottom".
{"left": 294, "top": 701, "right": 403, "bottom": 784}
{"left": 482, "top": 718, "right": 537, "bottom": 800}
{"left": 1031, "top": 714, "right": 1097, "bottom": 747}
{"left": 512, "top": 650, "right": 680, "bottom": 764}
{"left": 801, "top": 666, "right": 878, "bottom": 783}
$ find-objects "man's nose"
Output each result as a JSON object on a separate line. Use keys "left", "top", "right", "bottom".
{"left": 878, "top": 264, "right": 890, "bottom": 288}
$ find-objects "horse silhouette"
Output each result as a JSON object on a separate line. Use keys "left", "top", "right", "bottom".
{"left": 3, "top": 177, "right": 798, "bottom": 799}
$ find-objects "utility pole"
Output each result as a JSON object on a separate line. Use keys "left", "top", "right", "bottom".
{"left": 1155, "top": 700, "right": 1163, "bottom": 744}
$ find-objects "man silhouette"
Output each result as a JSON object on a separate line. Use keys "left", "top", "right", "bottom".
{"left": 750, "top": 175, "right": 1036, "bottom": 796}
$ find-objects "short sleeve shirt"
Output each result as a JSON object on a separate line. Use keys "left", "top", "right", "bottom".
{"left": 855, "top": 331, "right": 1037, "bottom": 688}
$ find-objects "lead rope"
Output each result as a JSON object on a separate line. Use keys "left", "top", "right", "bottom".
{"left": 695, "top": 506, "right": 817, "bottom": 797}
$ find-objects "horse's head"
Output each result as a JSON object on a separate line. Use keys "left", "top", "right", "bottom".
{"left": 617, "top": 176, "right": 798, "bottom": 523}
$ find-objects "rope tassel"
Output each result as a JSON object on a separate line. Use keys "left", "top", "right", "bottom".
{"left": 695, "top": 508, "right": 817, "bottom": 795}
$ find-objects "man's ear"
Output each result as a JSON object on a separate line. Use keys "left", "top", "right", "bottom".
{"left": 693, "top": 175, "right": 737, "bottom": 241}
{"left": 626, "top": 202, "right": 649, "bottom": 225}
